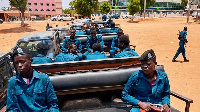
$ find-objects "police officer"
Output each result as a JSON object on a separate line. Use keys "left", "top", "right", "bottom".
{"left": 46, "top": 23, "right": 50, "bottom": 31}
{"left": 172, "top": 26, "right": 189, "bottom": 62}
{"left": 109, "top": 28, "right": 124, "bottom": 58}
{"left": 122, "top": 49, "right": 170, "bottom": 112}
{"left": 7, "top": 47, "right": 59, "bottom": 111}
{"left": 86, "top": 27, "right": 104, "bottom": 53}
{"left": 108, "top": 22, "right": 118, "bottom": 33}
{"left": 62, "top": 29, "right": 82, "bottom": 53}
{"left": 85, "top": 43, "right": 108, "bottom": 60}
{"left": 102, "top": 14, "right": 107, "bottom": 21}
{"left": 115, "top": 35, "right": 138, "bottom": 58}
{"left": 32, "top": 42, "right": 53, "bottom": 64}
{"left": 55, "top": 42, "right": 82, "bottom": 62}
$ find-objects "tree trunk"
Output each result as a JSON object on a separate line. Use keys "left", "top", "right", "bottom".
{"left": 131, "top": 15, "right": 134, "bottom": 22}
{"left": 20, "top": 10, "right": 25, "bottom": 27}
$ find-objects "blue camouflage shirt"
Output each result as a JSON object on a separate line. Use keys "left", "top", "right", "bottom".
{"left": 75, "top": 30, "right": 87, "bottom": 35}
{"left": 6, "top": 70, "right": 59, "bottom": 112}
{"left": 108, "top": 28, "right": 118, "bottom": 33}
{"left": 111, "top": 35, "right": 119, "bottom": 51}
{"left": 54, "top": 52, "right": 80, "bottom": 62}
{"left": 180, "top": 30, "right": 187, "bottom": 42}
{"left": 115, "top": 48, "right": 139, "bottom": 58}
{"left": 86, "top": 34, "right": 104, "bottom": 52}
{"left": 86, "top": 51, "right": 108, "bottom": 60}
{"left": 122, "top": 70, "right": 170, "bottom": 106}
{"left": 32, "top": 54, "right": 53, "bottom": 64}
{"left": 62, "top": 37, "right": 82, "bottom": 53}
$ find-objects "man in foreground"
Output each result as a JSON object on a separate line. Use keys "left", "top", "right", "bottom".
{"left": 7, "top": 47, "right": 59, "bottom": 111}
{"left": 122, "top": 49, "right": 171, "bottom": 112}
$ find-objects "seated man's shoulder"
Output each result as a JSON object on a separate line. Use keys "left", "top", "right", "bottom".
{"left": 157, "top": 70, "right": 168, "bottom": 77}
{"left": 35, "top": 71, "right": 49, "bottom": 79}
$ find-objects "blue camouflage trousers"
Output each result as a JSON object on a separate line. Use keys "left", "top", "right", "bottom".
{"left": 173, "top": 41, "right": 186, "bottom": 59}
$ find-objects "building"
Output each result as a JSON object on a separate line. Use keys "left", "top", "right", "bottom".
{"left": 27, "top": 0, "right": 62, "bottom": 18}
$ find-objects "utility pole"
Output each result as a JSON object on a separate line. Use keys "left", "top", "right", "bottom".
{"left": 187, "top": 0, "right": 191, "bottom": 23}
{"left": 144, "top": 0, "right": 146, "bottom": 18}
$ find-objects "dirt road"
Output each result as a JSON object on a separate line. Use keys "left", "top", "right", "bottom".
{"left": 0, "top": 17, "right": 199, "bottom": 112}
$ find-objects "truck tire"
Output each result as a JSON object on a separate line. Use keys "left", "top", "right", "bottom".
{"left": 71, "top": 18, "right": 74, "bottom": 21}
{"left": 53, "top": 18, "right": 56, "bottom": 21}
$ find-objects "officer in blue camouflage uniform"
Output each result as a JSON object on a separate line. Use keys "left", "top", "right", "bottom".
{"left": 115, "top": 35, "right": 138, "bottom": 58}
{"left": 106, "top": 17, "right": 113, "bottom": 27}
{"left": 62, "top": 29, "right": 82, "bottom": 53}
{"left": 122, "top": 49, "right": 170, "bottom": 112}
{"left": 108, "top": 22, "right": 118, "bottom": 33}
{"left": 172, "top": 26, "right": 189, "bottom": 62}
{"left": 32, "top": 42, "right": 53, "bottom": 64}
{"left": 109, "top": 28, "right": 124, "bottom": 58}
{"left": 86, "top": 28, "right": 104, "bottom": 53}
{"left": 55, "top": 42, "right": 82, "bottom": 62}
{"left": 85, "top": 43, "right": 108, "bottom": 60}
{"left": 102, "top": 14, "right": 107, "bottom": 21}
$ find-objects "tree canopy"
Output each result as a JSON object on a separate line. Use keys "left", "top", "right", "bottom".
{"left": 70, "top": 0, "right": 99, "bottom": 17}
{"left": 127, "top": 0, "right": 141, "bottom": 15}
{"left": 99, "top": 1, "right": 111, "bottom": 14}
{"left": 63, "top": 8, "right": 73, "bottom": 16}
{"left": 9, "top": 0, "right": 27, "bottom": 26}
{"left": 139, "top": 0, "right": 155, "bottom": 13}
{"left": 181, "top": 0, "right": 188, "bottom": 7}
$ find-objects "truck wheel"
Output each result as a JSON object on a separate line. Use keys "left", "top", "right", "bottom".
{"left": 61, "top": 19, "right": 63, "bottom": 21}
{"left": 71, "top": 18, "right": 74, "bottom": 21}
{"left": 125, "top": 16, "right": 128, "bottom": 19}
{"left": 53, "top": 18, "right": 56, "bottom": 21}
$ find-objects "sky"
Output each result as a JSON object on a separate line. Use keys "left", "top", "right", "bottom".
{"left": 0, "top": 0, "right": 73, "bottom": 11}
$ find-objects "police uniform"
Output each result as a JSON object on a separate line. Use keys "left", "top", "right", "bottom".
{"left": 32, "top": 42, "right": 53, "bottom": 64}
{"left": 122, "top": 49, "right": 170, "bottom": 112}
{"left": 62, "top": 37, "right": 82, "bottom": 53}
{"left": 75, "top": 30, "right": 87, "bottom": 35}
{"left": 32, "top": 54, "right": 52, "bottom": 64}
{"left": 85, "top": 51, "right": 108, "bottom": 60}
{"left": 108, "top": 28, "right": 119, "bottom": 33}
{"left": 173, "top": 29, "right": 188, "bottom": 62}
{"left": 115, "top": 48, "right": 139, "bottom": 58}
{"left": 102, "top": 14, "right": 107, "bottom": 21}
{"left": 109, "top": 35, "right": 119, "bottom": 58}
{"left": 54, "top": 52, "right": 80, "bottom": 62}
{"left": 86, "top": 34, "right": 104, "bottom": 52}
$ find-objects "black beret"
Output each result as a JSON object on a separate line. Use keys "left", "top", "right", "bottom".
{"left": 36, "top": 42, "right": 49, "bottom": 50}
{"left": 12, "top": 46, "right": 31, "bottom": 58}
{"left": 139, "top": 49, "right": 156, "bottom": 61}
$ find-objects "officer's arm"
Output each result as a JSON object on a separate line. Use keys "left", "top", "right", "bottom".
{"left": 78, "top": 39, "right": 82, "bottom": 53}
{"left": 46, "top": 76, "right": 59, "bottom": 112}
{"left": 99, "top": 35, "right": 104, "bottom": 52}
{"left": 6, "top": 79, "right": 19, "bottom": 112}
{"left": 111, "top": 36, "right": 119, "bottom": 51}
{"left": 86, "top": 36, "right": 92, "bottom": 52}
{"left": 121, "top": 73, "right": 140, "bottom": 106}
{"left": 162, "top": 74, "right": 171, "bottom": 106}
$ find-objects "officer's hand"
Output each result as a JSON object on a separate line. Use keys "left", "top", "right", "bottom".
{"left": 162, "top": 104, "right": 171, "bottom": 112}
{"left": 90, "top": 50, "right": 93, "bottom": 53}
{"left": 117, "top": 49, "right": 121, "bottom": 52}
{"left": 138, "top": 102, "right": 151, "bottom": 112}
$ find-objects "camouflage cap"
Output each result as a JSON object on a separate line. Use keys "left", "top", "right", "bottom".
{"left": 139, "top": 49, "right": 156, "bottom": 61}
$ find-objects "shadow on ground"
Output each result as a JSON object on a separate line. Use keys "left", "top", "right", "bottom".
{"left": 0, "top": 24, "right": 37, "bottom": 34}
{"left": 127, "top": 20, "right": 140, "bottom": 23}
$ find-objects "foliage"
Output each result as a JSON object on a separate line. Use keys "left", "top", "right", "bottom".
{"left": 63, "top": 8, "right": 72, "bottom": 16}
{"left": 70, "top": 0, "right": 99, "bottom": 17}
{"left": 127, "top": 0, "right": 141, "bottom": 15}
{"left": 139, "top": 0, "right": 155, "bottom": 12}
{"left": 9, "top": 0, "right": 27, "bottom": 27}
{"left": 99, "top": 1, "right": 111, "bottom": 14}
{"left": 181, "top": 0, "right": 188, "bottom": 7}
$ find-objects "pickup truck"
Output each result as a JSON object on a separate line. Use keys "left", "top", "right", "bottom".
{"left": 0, "top": 29, "right": 193, "bottom": 112}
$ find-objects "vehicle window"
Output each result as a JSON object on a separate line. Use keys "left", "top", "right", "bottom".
{"left": 18, "top": 40, "right": 53, "bottom": 58}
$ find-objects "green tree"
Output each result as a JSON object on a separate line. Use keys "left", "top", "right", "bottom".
{"left": 127, "top": 0, "right": 141, "bottom": 21}
{"left": 63, "top": 8, "right": 72, "bottom": 16}
{"left": 181, "top": 0, "right": 188, "bottom": 7}
{"left": 99, "top": 1, "right": 111, "bottom": 14}
{"left": 9, "top": 0, "right": 27, "bottom": 27}
{"left": 1, "top": 7, "right": 10, "bottom": 11}
{"left": 70, "top": 0, "right": 99, "bottom": 17}
{"left": 140, "top": 0, "right": 155, "bottom": 15}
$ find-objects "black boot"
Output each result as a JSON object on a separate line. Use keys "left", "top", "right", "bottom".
{"left": 172, "top": 58, "right": 177, "bottom": 62}
{"left": 184, "top": 57, "right": 189, "bottom": 62}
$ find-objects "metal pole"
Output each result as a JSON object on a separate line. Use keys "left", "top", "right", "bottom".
{"left": 144, "top": 0, "right": 146, "bottom": 18}
{"left": 187, "top": 0, "right": 190, "bottom": 23}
